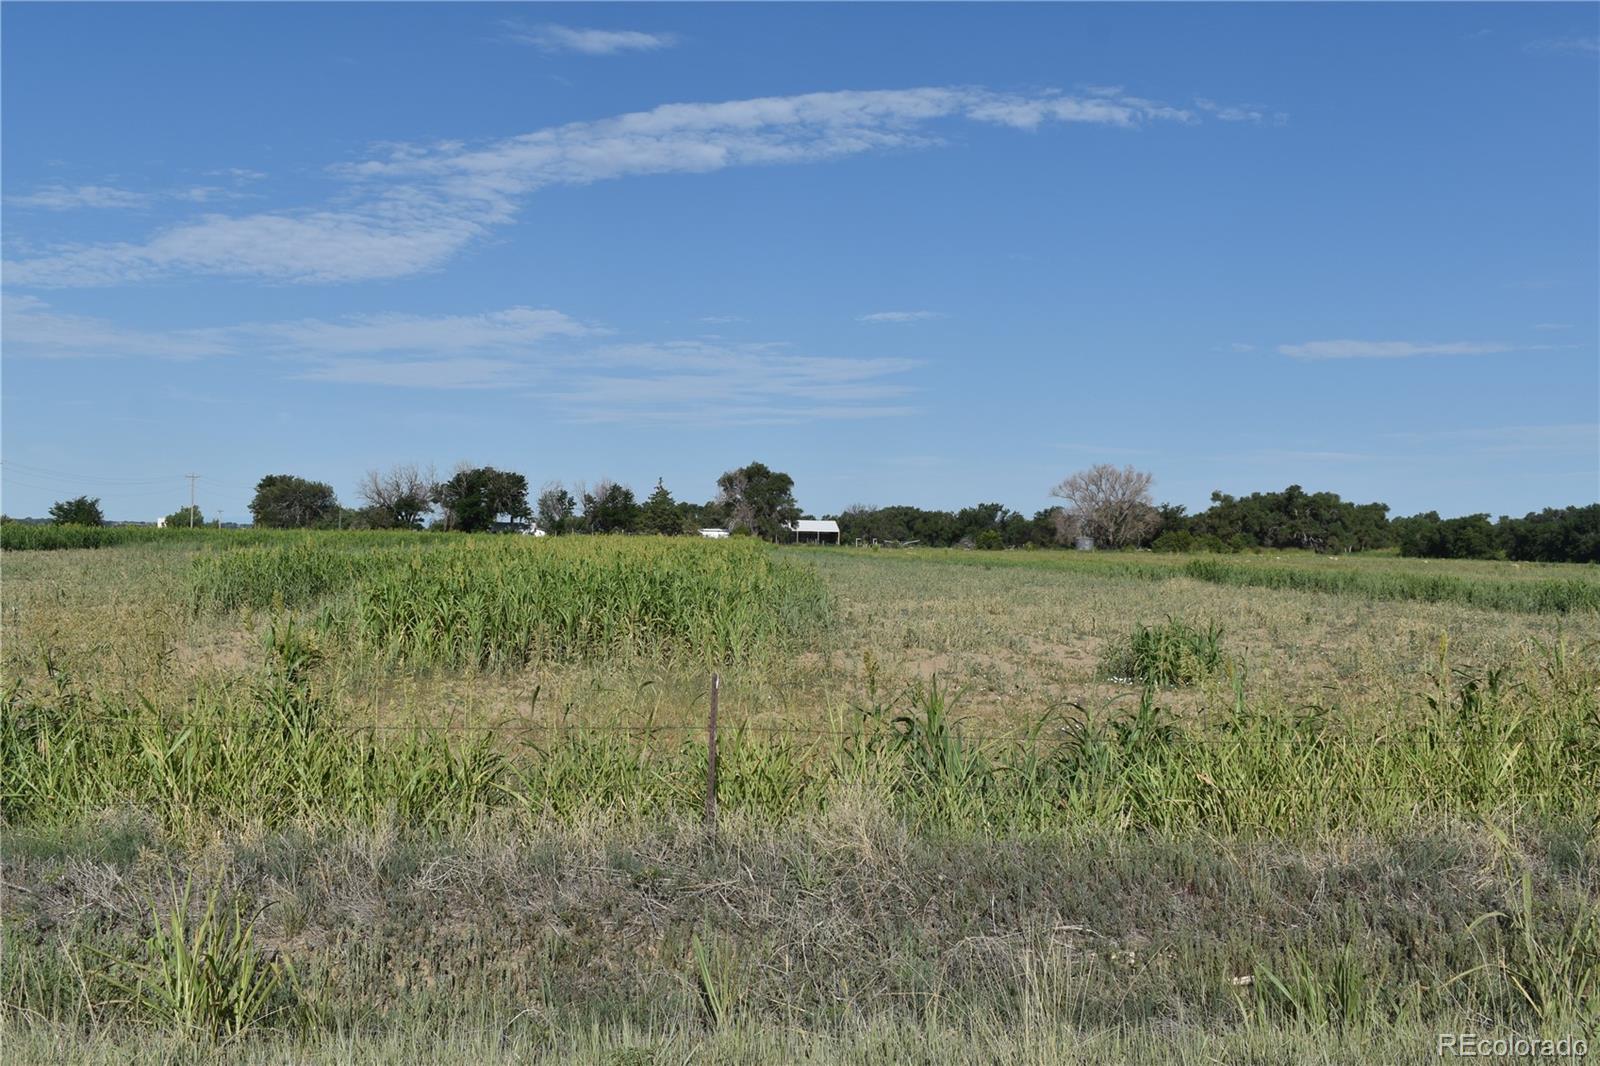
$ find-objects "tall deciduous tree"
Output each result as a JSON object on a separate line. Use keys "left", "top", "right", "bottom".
{"left": 1195, "top": 486, "right": 1391, "bottom": 552}
{"left": 1049, "top": 464, "right": 1158, "bottom": 549}
{"left": 537, "top": 482, "right": 577, "bottom": 534}
{"left": 432, "top": 466, "right": 531, "bottom": 532}
{"left": 249, "top": 475, "right": 339, "bottom": 529}
{"left": 359, "top": 463, "right": 434, "bottom": 529}
{"left": 716, "top": 461, "right": 800, "bottom": 541}
{"left": 50, "top": 496, "right": 104, "bottom": 526}
{"left": 164, "top": 505, "right": 204, "bottom": 528}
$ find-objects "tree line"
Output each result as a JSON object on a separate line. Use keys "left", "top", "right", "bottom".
{"left": 1391, "top": 507, "right": 1600, "bottom": 563}
{"left": 244, "top": 461, "right": 803, "bottom": 540}
{"left": 838, "top": 465, "right": 1596, "bottom": 563}
{"left": 34, "top": 460, "right": 1598, "bottom": 564}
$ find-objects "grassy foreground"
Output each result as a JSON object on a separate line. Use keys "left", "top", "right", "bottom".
{"left": 2, "top": 536, "right": 1596, "bottom": 1062}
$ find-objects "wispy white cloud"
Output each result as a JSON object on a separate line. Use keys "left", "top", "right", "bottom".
{"left": 8, "top": 171, "right": 263, "bottom": 211}
{"left": 3, "top": 297, "right": 914, "bottom": 422}
{"left": 1532, "top": 322, "right": 1574, "bottom": 331}
{"left": 172, "top": 185, "right": 251, "bottom": 204}
{"left": 552, "top": 341, "right": 916, "bottom": 424}
{"left": 1525, "top": 35, "right": 1600, "bottom": 55}
{"left": 296, "top": 357, "right": 531, "bottom": 389}
{"left": 1193, "top": 98, "right": 1287, "bottom": 126}
{"left": 3, "top": 296, "right": 595, "bottom": 362}
{"left": 1384, "top": 423, "right": 1599, "bottom": 456}
{"left": 859, "top": 310, "right": 946, "bottom": 323}
{"left": 1277, "top": 339, "right": 1544, "bottom": 360}
{"left": 255, "top": 307, "right": 598, "bottom": 355}
{"left": 6, "top": 203, "right": 493, "bottom": 286}
{"left": 699, "top": 314, "right": 746, "bottom": 324}
{"left": 7, "top": 184, "right": 150, "bottom": 210}
{"left": 504, "top": 22, "right": 679, "bottom": 55}
{"left": 5, "top": 84, "right": 1262, "bottom": 288}
{"left": 1236, "top": 449, "right": 1376, "bottom": 462}
{"left": 1, "top": 293, "right": 234, "bottom": 359}
{"left": 206, "top": 167, "right": 268, "bottom": 182}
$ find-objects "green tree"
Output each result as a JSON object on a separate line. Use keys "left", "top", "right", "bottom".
{"left": 582, "top": 480, "right": 639, "bottom": 533}
{"left": 716, "top": 461, "right": 800, "bottom": 541}
{"left": 1499, "top": 505, "right": 1600, "bottom": 564}
{"left": 50, "top": 496, "right": 104, "bottom": 526}
{"left": 432, "top": 466, "right": 531, "bottom": 533}
{"left": 249, "top": 475, "right": 339, "bottom": 529}
{"left": 639, "top": 479, "right": 683, "bottom": 535}
{"left": 1194, "top": 485, "right": 1391, "bottom": 553}
{"left": 164, "top": 504, "right": 204, "bottom": 528}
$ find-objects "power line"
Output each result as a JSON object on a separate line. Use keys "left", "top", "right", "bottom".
{"left": 0, "top": 460, "right": 181, "bottom": 486}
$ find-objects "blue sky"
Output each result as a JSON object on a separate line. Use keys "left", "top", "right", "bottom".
{"left": 3, "top": 3, "right": 1596, "bottom": 524}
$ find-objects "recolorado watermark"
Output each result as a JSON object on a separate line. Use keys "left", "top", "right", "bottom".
{"left": 1438, "top": 1033, "right": 1588, "bottom": 1059}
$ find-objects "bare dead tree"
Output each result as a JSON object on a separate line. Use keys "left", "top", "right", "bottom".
{"left": 1049, "top": 464, "right": 1158, "bottom": 548}
{"left": 1049, "top": 506, "right": 1081, "bottom": 546}
{"left": 360, "top": 462, "right": 436, "bottom": 529}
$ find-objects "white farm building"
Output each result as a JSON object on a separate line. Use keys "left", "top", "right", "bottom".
{"left": 786, "top": 519, "right": 841, "bottom": 545}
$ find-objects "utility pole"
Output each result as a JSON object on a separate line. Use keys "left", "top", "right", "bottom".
{"left": 185, "top": 473, "right": 200, "bottom": 528}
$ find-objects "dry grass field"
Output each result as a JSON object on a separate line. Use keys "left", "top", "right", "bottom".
{"left": 2, "top": 534, "right": 1597, "bottom": 1063}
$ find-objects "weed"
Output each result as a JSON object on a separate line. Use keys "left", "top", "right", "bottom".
{"left": 1100, "top": 617, "right": 1227, "bottom": 687}
{"left": 106, "top": 880, "right": 294, "bottom": 1042}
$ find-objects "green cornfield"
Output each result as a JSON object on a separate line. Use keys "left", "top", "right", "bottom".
{"left": 1180, "top": 557, "right": 1600, "bottom": 614}
{"left": 0, "top": 523, "right": 196, "bottom": 551}
{"left": 189, "top": 536, "right": 830, "bottom": 667}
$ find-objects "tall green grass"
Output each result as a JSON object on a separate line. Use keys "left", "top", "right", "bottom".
{"left": 0, "top": 524, "right": 201, "bottom": 551}
{"left": 814, "top": 546, "right": 1599, "bottom": 614}
{"left": 0, "top": 524, "right": 439, "bottom": 553}
{"left": 190, "top": 538, "right": 830, "bottom": 667}
{"left": 347, "top": 539, "right": 829, "bottom": 668}
{"left": 1181, "top": 557, "right": 1600, "bottom": 615}
{"left": 5, "top": 631, "right": 1595, "bottom": 836}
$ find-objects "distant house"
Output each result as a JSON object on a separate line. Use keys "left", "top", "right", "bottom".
{"left": 699, "top": 528, "right": 731, "bottom": 540}
{"left": 489, "top": 519, "right": 545, "bottom": 536}
{"left": 156, "top": 516, "right": 168, "bottom": 529}
{"left": 786, "top": 519, "right": 841, "bottom": 545}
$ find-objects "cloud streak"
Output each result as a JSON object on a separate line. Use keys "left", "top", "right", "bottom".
{"left": 6, "top": 184, "right": 151, "bottom": 210}
{"left": 1525, "top": 36, "right": 1600, "bottom": 55}
{"left": 552, "top": 341, "right": 916, "bottom": 424}
{"left": 1277, "top": 339, "right": 1540, "bottom": 360}
{"left": 8, "top": 174, "right": 264, "bottom": 211}
{"left": 5, "top": 85, "right": 1263, "bottom": 288}
{"left": 4, "top": 297, "right": 915, "bottom": 423}
{"left": 859, "top": 310, "right": 945, "bottom": 323}
{"left": 1384, "top": 422, "right": 1599, "bottom": 455}
{"left": 504, "top": 22, "right": 679, "bottom": 55}
{"left": 2, "top": 293, "right": 235, "bottom": 359}
{"left": 1193, "top": 98, "right": 1286, "bottom": 125}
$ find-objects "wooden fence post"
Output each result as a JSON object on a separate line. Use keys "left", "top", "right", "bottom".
{"left": 704, "top": 672, "right": 720, "bottom": 829}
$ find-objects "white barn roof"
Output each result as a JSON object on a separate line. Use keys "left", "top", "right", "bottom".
{"left": 790, "top": 520, "right": 840, "bottom": 534}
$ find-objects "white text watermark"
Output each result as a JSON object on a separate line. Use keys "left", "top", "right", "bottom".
{"left": 1438, "top": 1034, "right": 1588, "bottom": 1059}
